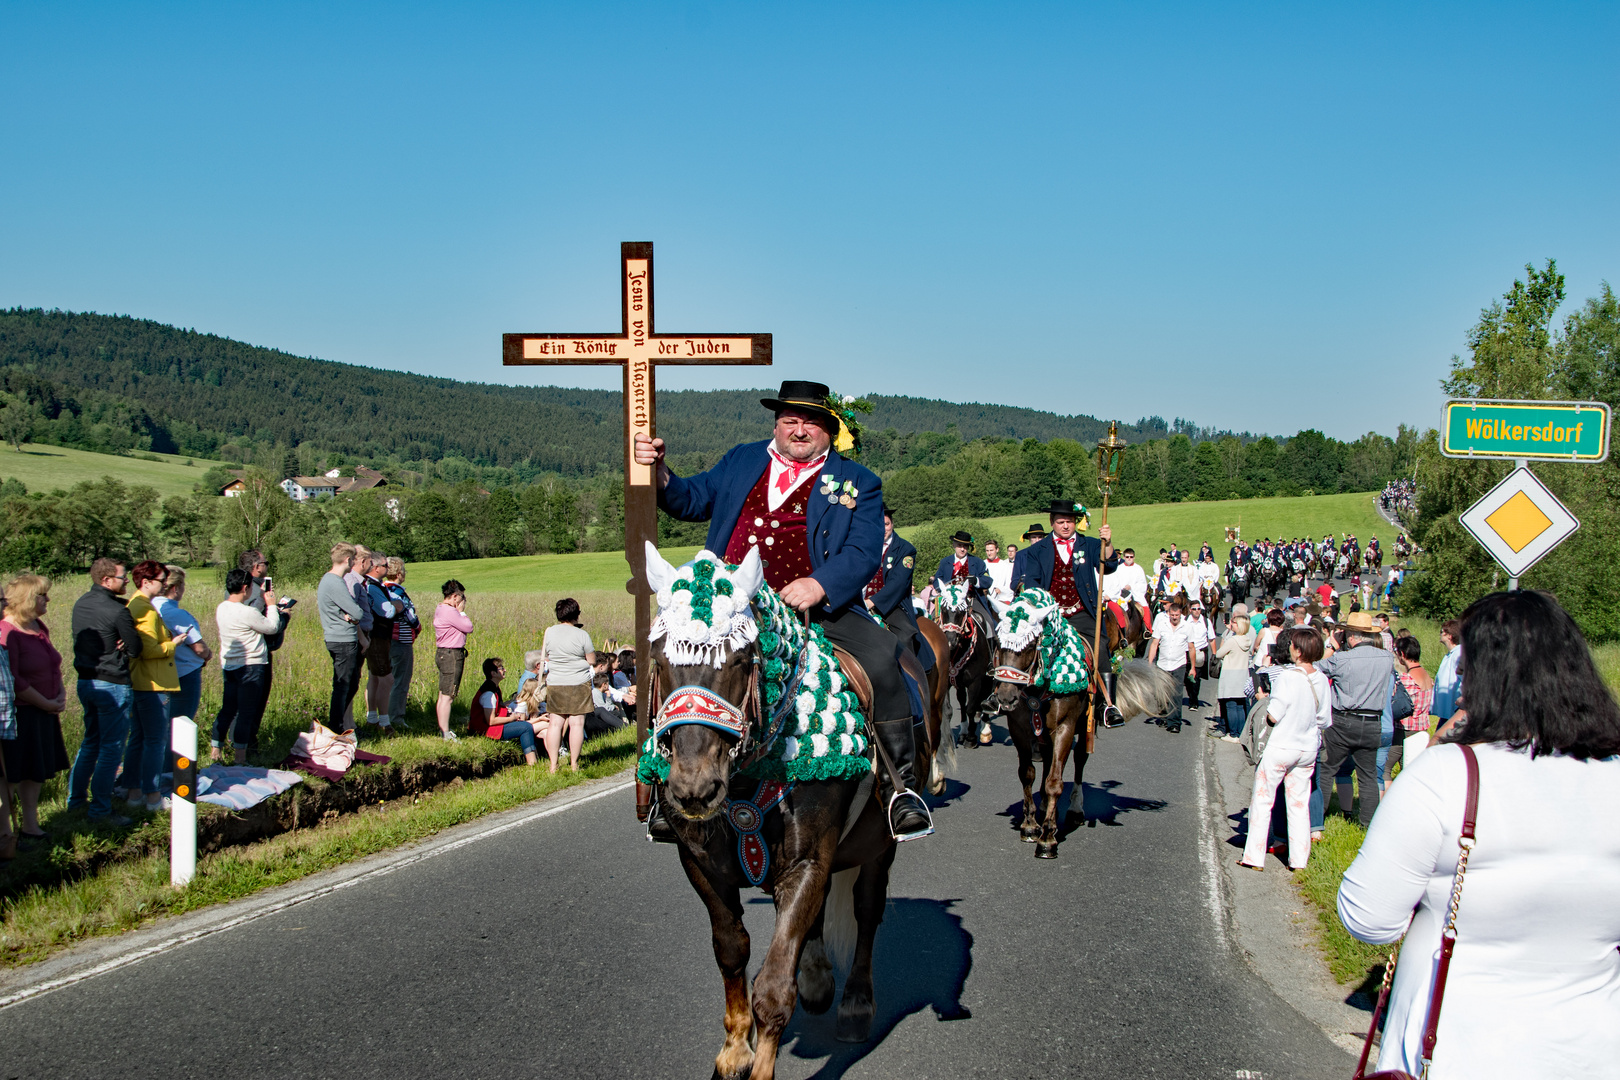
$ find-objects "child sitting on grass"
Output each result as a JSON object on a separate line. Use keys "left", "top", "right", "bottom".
{"left": 467, "top": 657, "right": 547, "bottom": 767}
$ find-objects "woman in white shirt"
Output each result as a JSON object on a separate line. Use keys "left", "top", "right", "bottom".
{"left": 1337, "top": 591, "right": 1620, "bottom": 1079}
{"left": 1212, "top": 610, "right": 1255, "bottom": 740}
{"left": 1238, "top": 626, "right": 1329, "bottom": 871}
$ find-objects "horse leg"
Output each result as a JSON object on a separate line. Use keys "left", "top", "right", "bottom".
{"left": 796, "top": 901, "right": 835, "bottom": 1016}
{"left": 676, "top": 850, "right": 754, "bottom": 1080}
{"left": 1037, "top": 708, "right": 1079, "bottom": 858}
{"left": 748, "top": 841, "right": 837, "bottom": 1080}
{"left": 1010, "top": 709, "right": 1039, "bottom": 842}
{"left": 836, "top": 850, "right": 895, "bottom": 1043}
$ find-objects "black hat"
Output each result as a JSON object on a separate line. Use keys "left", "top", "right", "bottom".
{"left": 1022, "top": 523, "right": 1047, "bottom": 540}
{"left": 948, "top": 530, "right": 975, "bottom": 552}
{"left": 1046, "top": 499, "right": 1087, "bottom": 518}
{"left": 760, "top": 380, "right": 838, "bottom": 429}
{"left": 881, "top": 503, "right": 895, "bottom": 519}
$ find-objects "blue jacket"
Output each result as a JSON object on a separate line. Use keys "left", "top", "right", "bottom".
{"left": 934, "top": 554, "right": 990, "bottom": 594}
{"left": 1010, "top": 534, "right": 1119, "bottom": 614}
{"left": 659, "top": 440, "right": 883, "bottom": 614}
{"left": 869, "top": 535, "right": 918, "bottom": 619}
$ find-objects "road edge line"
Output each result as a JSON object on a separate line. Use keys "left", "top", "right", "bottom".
{"left": 0, "top": 775, "right": 635, "bottom": 1011}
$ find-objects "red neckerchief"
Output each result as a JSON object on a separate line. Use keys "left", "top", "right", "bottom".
{"left": 767, "top": 444, "right": 827, "bottom": 495}
{"left": 1055, "top": 535, "right": 1074, "bottom": 562}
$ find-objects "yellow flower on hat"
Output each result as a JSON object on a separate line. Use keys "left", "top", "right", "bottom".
{"left": 834, "top": 421, "right": 856, "bottom": 454}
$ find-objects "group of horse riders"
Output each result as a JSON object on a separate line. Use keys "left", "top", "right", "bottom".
{"left": 635, "top": 379, "right": 1131, "bottom": 843}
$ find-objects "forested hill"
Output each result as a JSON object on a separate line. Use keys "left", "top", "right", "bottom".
{"left": 0, "top": 308, "right": 1191, "bottom": 475}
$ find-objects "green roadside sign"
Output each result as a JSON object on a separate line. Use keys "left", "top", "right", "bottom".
{"left": 1441, "top": 398, "right": 1611, "bottom": 462}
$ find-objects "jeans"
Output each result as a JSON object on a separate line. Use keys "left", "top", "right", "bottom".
{"left": 123, "top": 690, "right": 171, "bottom": 797}
{"left": 492, "top": 720, "right": 536, "bottom": 756}
{"left": 327, "top": 641, "right": 361, "bottom": 730}
{"left": 215, "top": 665, "right": 271, "bottom": 753}
{"left": 388, "top": 641, "right": 414, "bottom": 722}
{"left": 1318, "top": 712, "right": 1384, "bottom": 827}
{"left": 1218, "top": 698, "right": 1248, "bottom": 737}
{"left": 172, "top": 669, "right": 203, "bottom": 724}
{"left": 68, "top": 680, "right": 133, "bottom": 817}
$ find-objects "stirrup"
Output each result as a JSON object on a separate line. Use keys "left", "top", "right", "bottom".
{"left": 1102, "top": 705, "right": 1126, "bottom": 729}
{"left": 887, "top": 788, "right": 935, "bottom": 842}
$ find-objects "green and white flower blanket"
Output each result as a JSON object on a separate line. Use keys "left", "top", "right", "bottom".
{"left": 995, "top": 587, "right": 1090, "bottom": 695}
{"left": 636, "top": 545, "right": 872, "bottom": 784}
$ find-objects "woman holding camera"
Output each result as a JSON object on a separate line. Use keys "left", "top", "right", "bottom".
{"left": 1238, "top": 626, "right": 1330, "bottom": 871}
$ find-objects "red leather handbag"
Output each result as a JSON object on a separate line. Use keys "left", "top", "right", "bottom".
{"left": 1353, "top": 744, "right": 1479, "bottom": 1080}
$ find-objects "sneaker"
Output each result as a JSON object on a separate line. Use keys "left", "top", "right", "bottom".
{"left": 126, "top": 795, "right": 146, "bottom": 809}
{"left": 1221, "top": 735, "right": 1240, "bottom": 743}
{"left": 365, "top": 711, "right": 379, "bottom": 726}
{"left": 442, "top": 730, "right": 459, "bottom": 742}
{"left": 143, "top": 799, "right": 171, "bottom": 814}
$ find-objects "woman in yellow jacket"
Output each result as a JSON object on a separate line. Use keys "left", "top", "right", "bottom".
{"left": 121, "top": 561, "right": 185, "bottom": 814}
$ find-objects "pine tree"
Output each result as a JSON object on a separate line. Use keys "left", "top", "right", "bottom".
{"left": 282, "top": 445, "right": 300, "bottom": 480}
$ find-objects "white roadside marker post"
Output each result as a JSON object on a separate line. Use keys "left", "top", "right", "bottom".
{"left": 170, "top": 716, "right": 198, "bottom": 887}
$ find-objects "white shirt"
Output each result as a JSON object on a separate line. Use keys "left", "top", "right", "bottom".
{"left": 985, "top": 558, "right": 1014, "bottom": 601}
{"left": 1196, "top": 560, "right": 1221, "bottom": 586}
{"left": 764, "top": 444, "right": 828, "bottom": 512}
{"left": 1052, "top": 534, "right": 1076, "bottom": 565}
{"left": 1150, "top": 612, "right": 1197, "bottom": 672}
{"left": 1169, "top": 563, "right": 1200, "bottom": 595}
{"left": 1260, "top": 665, "right": 1331, "bottom": 754}
{"left": 1339, "top": 744, "right": 1620, "bottom": 1078}
{"left": 215, "top": 600, "right": 281, "bottom": 670}
{"left": 1103, "top": 562, "right": 1149, "bottom": 605}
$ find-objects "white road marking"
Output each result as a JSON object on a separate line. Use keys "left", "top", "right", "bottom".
{"left": 1195, "top": 724, "right": 1229, "bottom": 952}
{"left": 0, "top": 778, "right": 635, "bottom": 1011}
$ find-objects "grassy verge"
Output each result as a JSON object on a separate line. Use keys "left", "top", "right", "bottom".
{"left": 1291, "top": 815, "right": 1387, "bottom": 985}
{"left": 0, "top": 727, "right": 636, "bottom": 967}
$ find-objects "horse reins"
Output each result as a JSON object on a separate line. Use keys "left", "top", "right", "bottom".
{"left": 937, "top": 606, "right": 982, "bottom": 684}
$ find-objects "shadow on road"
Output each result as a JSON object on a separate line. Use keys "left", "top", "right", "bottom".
{"left": 778, "top": 897, "right": 973, "bottom": 1080}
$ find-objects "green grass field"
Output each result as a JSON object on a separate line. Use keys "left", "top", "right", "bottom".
{"left": 0, "top": 445, "right": 205, "bottom": 499}
{"left": 974, "top": 490, "right": 1391, "bottom": 559}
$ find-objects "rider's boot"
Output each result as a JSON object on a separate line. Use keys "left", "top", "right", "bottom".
{"left": 873, "top": 717, "right": 933, "bottom": 840}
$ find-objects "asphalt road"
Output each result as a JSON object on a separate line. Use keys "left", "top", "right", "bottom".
{"left": 1, "top": 690, "right": 1356, "bottom": 1080}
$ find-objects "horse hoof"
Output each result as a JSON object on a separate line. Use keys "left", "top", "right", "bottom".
{"left": 836, "top": 1003, "right": 874, "bottom": 1043}
{"left": 1020, "top": 832, "right": 1038, "bottom": 843}
{"left": 1035, "top": 842, "right": 1058, "bottom": 859}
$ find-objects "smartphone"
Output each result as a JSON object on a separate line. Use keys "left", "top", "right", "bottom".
{"left": 279, "top": 597, "right": 298, "bottom": 609}
{"left": 262, "top": 577, "right": 273, "bottom": 589}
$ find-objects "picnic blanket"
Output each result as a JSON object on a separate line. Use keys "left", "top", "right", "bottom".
{"left": 196, "top": 766, "right": 303, "bottom": 810}
{"left": 279, "top": 748, "right": 391, "bottom": 782}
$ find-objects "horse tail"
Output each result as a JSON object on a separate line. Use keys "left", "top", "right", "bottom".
{"left": 1114, "top": 659, "right": 1177, "bottom": 721}
{"left": 823, "top": 867, "right": 860, "bottom": 978}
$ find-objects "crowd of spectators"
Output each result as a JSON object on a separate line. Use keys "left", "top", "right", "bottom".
{"left": 0, "top": 540, "right": 641, "bottom": 848}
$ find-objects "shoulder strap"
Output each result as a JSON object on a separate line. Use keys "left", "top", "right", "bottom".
{"left": 1419, "top": 743, "right": 1478, "bottom": 1064}
{"left": 1354, "top": 744, "right": 1478, "bottom": 1080}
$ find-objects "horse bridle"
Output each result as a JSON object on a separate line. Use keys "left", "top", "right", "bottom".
{"left": 936, "top": 602, "right": 983, "bottom": 683}
{"left": 650, "top": 604, "right": 809, "bottom": 773}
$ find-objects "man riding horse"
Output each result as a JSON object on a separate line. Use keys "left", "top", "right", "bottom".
{"left": 864, "top": 504, "right": 929, "bottom": 669}
{"left": 1009, "top": 498, "right": 1118, "bottom": 720}
{"left": 934, "top": 529, "right": 997, "bottom": 632}
{"left": 634, "top": 379, "right": 931, "bottom": 839}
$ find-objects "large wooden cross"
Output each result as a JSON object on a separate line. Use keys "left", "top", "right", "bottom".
{"left": 503, "top": 241, "right": 772, "bottom": 765}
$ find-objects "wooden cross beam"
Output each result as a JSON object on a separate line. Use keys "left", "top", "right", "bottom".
{"left": 503, "top": 241, "right": 772, "bottom": 775}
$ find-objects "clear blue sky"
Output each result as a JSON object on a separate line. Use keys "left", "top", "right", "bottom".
{"left": 4, "top": 2, "right": 1616, "bottom": 441}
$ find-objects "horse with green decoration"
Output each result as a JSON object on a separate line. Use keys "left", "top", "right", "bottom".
{"left": 637, "top": 543, "right": 936, "bottom": 1080}
{"left": 986, "top": 588, "right": 1096, "bottom": 858}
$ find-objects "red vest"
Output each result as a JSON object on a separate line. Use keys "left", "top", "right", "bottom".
{"left": 864, "top": 559, "right": 884, "bottom": 600}
{"left": 950, "top": 559, "right": 970, "bottom": 583}
{"left": 1050, "top": 546, "right": 1083, "bottom": 614}
{"left": 722, "top": 469, "right": 815, "bottom": 592}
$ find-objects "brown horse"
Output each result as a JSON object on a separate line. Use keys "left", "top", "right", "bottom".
{"left": 1101, "top": 600, "right": 1148, "bottom": 659}
{"left": 989, "top": 639, "right": 1085, "bottom": 858}
{"left": 644, "top": 545, "right": 939, "bottom": 1080}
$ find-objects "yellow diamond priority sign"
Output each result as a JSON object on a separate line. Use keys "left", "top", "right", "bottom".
{"left": 1458, "top": 467, "right": 1579, "bottom": 579}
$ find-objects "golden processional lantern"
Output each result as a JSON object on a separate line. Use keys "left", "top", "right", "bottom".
{"left": 1096, "top": 421, "right": 1127, "bottom": 496}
